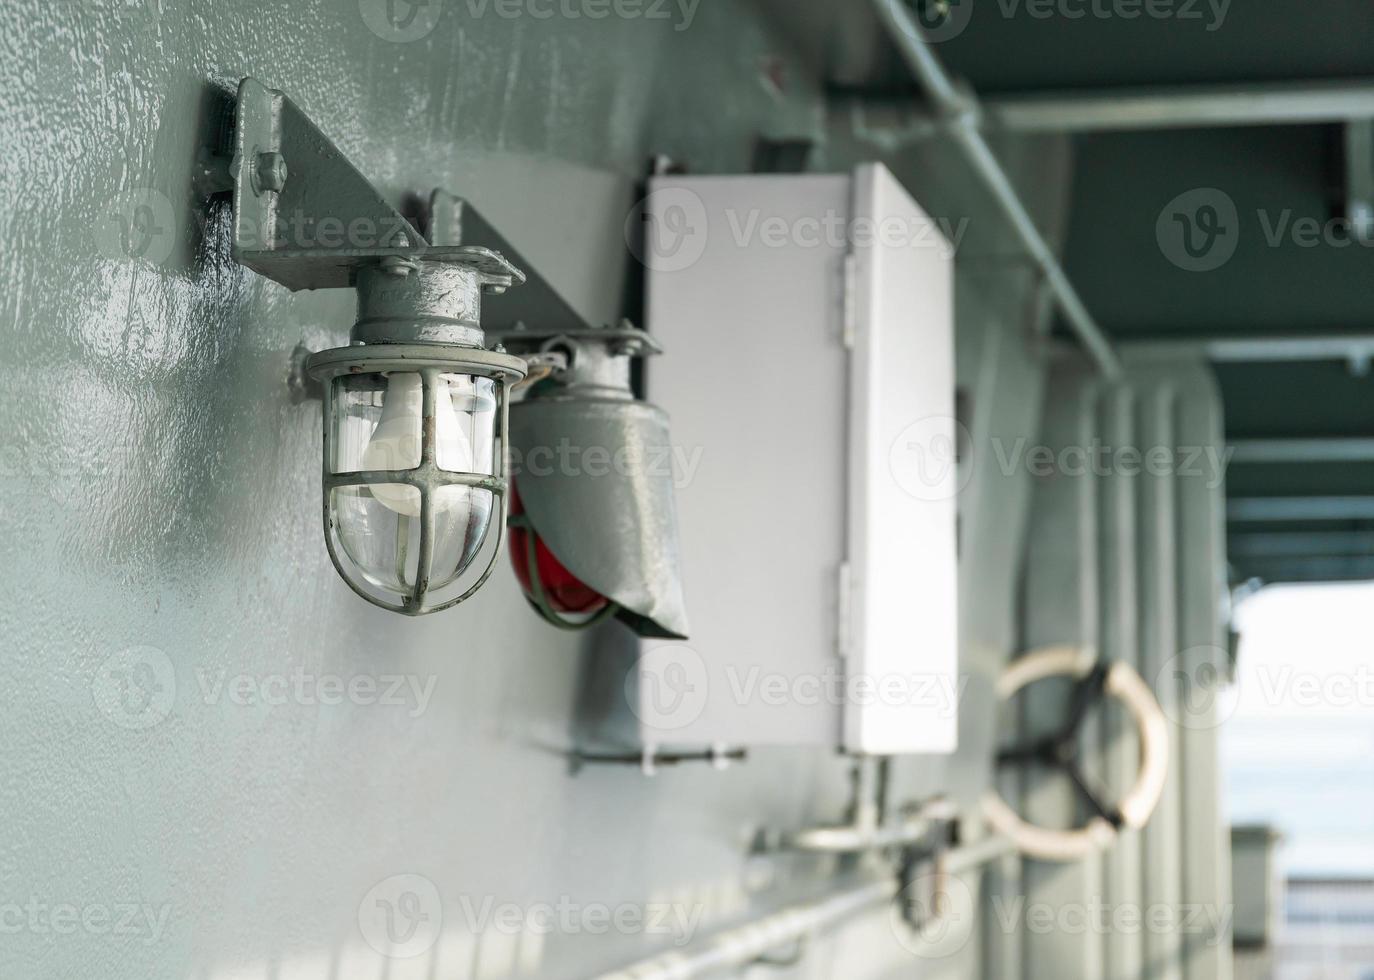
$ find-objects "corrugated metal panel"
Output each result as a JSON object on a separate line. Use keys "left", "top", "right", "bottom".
{"left": 1013, "top": 354, "right": 1233, "bottom": 980}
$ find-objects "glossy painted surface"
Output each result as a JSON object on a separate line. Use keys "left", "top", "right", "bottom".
{"left": 0, "top": 3, "right": 1052, "bottom": 978}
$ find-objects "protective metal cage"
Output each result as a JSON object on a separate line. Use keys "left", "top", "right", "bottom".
{"left": 307, "top": 344, "right": 528, "bottom": 615}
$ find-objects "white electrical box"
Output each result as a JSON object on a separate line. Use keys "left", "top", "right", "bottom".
{"left": 633, "top": 164, "right": 958, "bottom": 755}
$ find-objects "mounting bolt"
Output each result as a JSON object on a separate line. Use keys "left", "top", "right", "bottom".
{"left": 379, "top": 255, "right": 418, "bottom": 278}
{"left": 255, "top": 152, "right": 288, "bottom": 194}
{"left": 377, "top": 232, "right": 419, "bottom": 278}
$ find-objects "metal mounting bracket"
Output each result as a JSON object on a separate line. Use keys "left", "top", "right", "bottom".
{"left": 571, "top": 744, "right": 746, "bottom": 777}
{"left": 222, "top": 78, "right": 522, "bottom": 295}
{"left": 427, "top": 189, "right": 590, "bottom": 330}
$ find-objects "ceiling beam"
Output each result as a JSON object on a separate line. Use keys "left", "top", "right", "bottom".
{"left": 982, "top": 79, "right": 1374, "bottom": 133}
{"left": 1234, "top": 555, "right": 1374, "bottom": 583}
{"left": 1230, "top": 531, "right": 1374, "bottom": 558}
{"left": 1229, "top": 496, "right": 1374, "bottom": 522}
{"left": 1230, "top": 439, "right": 1374, "bottom": 464}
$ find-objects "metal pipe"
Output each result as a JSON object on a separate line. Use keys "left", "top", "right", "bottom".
{"left": 586, "top": 836, "right": 1015, "bottom": 980}
{"left": 783, "top": 796, "right": 959, "bottom": 854}
{"left": 983, "top": 79, "right": 1374, "bottom": 133}
{"left": 784, "top": 812, "right": 931, "bottom": 854}
{"left": 850, "top": 79, "right": 1374, "bottom": 143}
{"left": 589, "top": 877, "right": 896, "bottom": 980}
{"left": 868, "top": 0, "right": 1122, "bottom": 378}
{"left": 944, "top": 832, "right": 1018, "bottom": 874}
{"left": 1119, "top": 334, "right": 1374, "bottom": 364}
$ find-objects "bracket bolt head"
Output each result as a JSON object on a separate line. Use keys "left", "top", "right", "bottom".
{"left": 255, "top": 152, "right": 288, "bottom": 194}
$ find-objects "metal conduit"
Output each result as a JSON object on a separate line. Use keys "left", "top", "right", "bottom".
{"left": 587, "top": 835, "right": 1017, "bottom": 980}
{"left": 867, "top": 0, "right": 1123, "bottom": 379}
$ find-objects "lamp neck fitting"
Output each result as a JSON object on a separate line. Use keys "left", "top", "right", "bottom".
{"left": 541, "top": 337, "right": 634, "bottom": 400}
{"left": 352, "top": 260, "right": 487, "bottom": 348}
{"left": 494, "top": 323, "right": 662, "bottom": 402}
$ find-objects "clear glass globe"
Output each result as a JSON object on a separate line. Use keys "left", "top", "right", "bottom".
{"left": 327, "top": 371, "right": 496, "bottom": 600}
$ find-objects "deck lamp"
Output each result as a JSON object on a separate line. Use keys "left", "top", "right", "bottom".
{"left": 215, "top": 78, "right": 528, "bottom": 614}
{"left": 305, "top": 289, "right": 528, "bottom": 615}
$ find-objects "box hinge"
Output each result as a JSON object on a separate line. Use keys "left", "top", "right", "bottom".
{"left": 840, "top": 252, "right": 858, "bottom": 350}
{"left": 837, "top": 561, "right": 853, "bottom": 658}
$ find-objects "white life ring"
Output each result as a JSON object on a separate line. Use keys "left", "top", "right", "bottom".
{"left": 982, "top": 646, "right": 1169, "bottom": 862}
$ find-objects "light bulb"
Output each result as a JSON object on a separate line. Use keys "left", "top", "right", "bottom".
{"left": 361, "top": 373, "right": 474, "bottom": 516}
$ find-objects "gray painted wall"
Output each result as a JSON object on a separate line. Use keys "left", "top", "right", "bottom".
{"left": 0, "top": 3, "right": 1067, "bottom": 978}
